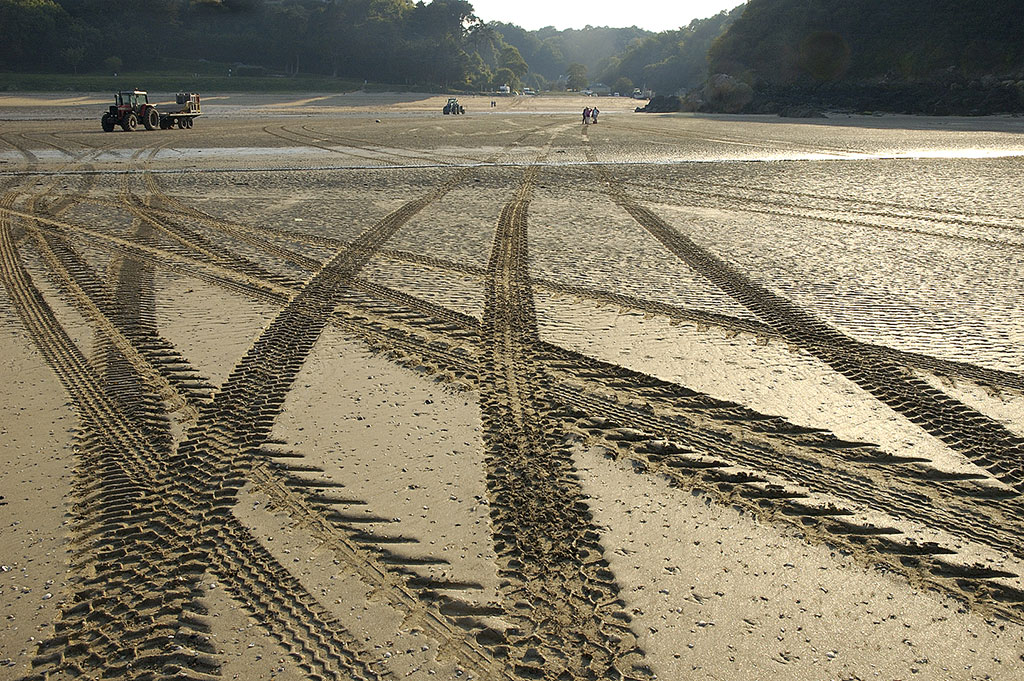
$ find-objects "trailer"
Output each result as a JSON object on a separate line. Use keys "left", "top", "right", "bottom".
{"left": 101, "top": 91, "right": 201, "bottom": 132}
{"left": 158, "top": 92, "right": 201, "bottom": 129}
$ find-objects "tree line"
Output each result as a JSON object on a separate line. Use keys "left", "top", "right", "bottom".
{"left": 6, "top": 0, "right": 1019, "bottom": 114}
{"left": 0, "top": 0, "right": 654, "bottom": 91}
{"left": 1, "top": 0, "right": 520, "bottom": 89}
{"left": 705, "top": 0, "right": 1024, "bottom": 114}
{"left": 0, "top": 0, "right": 741, "bottom": 94}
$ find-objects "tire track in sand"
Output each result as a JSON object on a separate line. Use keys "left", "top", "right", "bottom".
{"left": 586, "top": 155, "right": 1024, "bottom": 493}
{"left": 20, "top": 165, "right": 1024, "bottom": 625}
{"left": 154, "top": 163, "right": 518, "bottom": 680}
{"left": 1, "top": 196, "right": 228, "bottom": 681}
{"left": 93, "top": 195, "right": 1022, "bottom": 395}
{"left": 1, "top": 153, "right": 418, "bottom": 681}
{"left": 316, "top": 278, "right": 1024, "bottom": 622}
{"left": 3, "top": 137, "right": 498, "bottom": 678}
{"left": 478, "top": 165, "right": 653, "bottom": 679}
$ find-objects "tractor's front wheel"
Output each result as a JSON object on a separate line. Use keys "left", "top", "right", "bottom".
{"left": 121, "top": 113, "right": 137, "bottom": 132}
{"left": 143, "top": 107, "right": 159, "bottom": 130}
{"left": 101, "top": 113, "right": 115, "bottom": 132}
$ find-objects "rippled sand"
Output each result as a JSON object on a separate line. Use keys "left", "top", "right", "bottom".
{"left": 2, "top": 94, "right": 1023, "bottom": 680}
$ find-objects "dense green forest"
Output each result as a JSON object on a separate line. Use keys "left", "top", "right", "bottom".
{"left": 706, "top": 0, "right": 1024, "bottom": 113}
{"left": 490, "top": 23, "right": 650, "bottom": 88}
{"left": 599, "top": 7, "right": 742, "bottom": 95}
{"left": 0, "top": 0, "right": 668, "bottom": 91}
{"left": 4, "top": 0, "right": 1022, "bottom": 114}
{"left": 2, "top": 0, "right": 500, "bottom": 88}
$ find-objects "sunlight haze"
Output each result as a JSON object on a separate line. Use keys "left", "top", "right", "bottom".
{"left": 468, "top": 0, "right": 744, "bottom": 32}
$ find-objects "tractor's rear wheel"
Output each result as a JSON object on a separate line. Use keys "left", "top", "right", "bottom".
{"left": 101, "top": 113, "right": 115, "bottom": 132}
{"left": 143, "top": 107, "right": 159, "bottom": 130}
{"left": 121, "top": 113, "right": 137, "bottom": 132}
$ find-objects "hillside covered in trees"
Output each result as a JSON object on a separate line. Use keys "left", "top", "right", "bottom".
{"left": 0, "top": 0, "right": 659, "bottom": 92}
{"left": 490, "top": 23, "right": 650, "bottom": 89}
{"left": 599, "top": 7, "right": 742, "bottom": 97}
{"left": 705, "top": 0, "right": 1024, "bottom": 114}
{"left": 2, "top": 0, "right": 501, "bottom": 88}
{"left": 4, "top": 0, "right": 1021, "bottom": 115}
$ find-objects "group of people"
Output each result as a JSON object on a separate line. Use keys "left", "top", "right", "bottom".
{"left": 582, "top": 106, "right": 599, "bottom": 124}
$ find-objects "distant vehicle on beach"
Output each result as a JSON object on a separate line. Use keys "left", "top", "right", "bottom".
{"left": 101, "top": 90, "right": 201, "bottom": 131}
{"left": 443, "top": 97, "right": 465, "bottom": 115}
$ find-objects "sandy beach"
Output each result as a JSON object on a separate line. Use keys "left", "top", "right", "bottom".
{"left": 1, "top": 91, "right": 1023, "bottom": 680}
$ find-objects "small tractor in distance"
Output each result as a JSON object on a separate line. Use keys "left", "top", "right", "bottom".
{"left": 101, "top": 91, "right": 201, "bottom": 132}
{"left": 442, "top": 97, "right": 465, "bottom": 115}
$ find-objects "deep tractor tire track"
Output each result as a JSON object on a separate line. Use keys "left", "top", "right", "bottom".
{"left": 7, "top": 115, "right": 1023, "bottom": 680}
{"left": 27, "top": 180, "right": 1024, "bottom": 622}
{"left": 588, "top": 161, "right": 1024, "bottom": 492}
{"left": 311, "top": 276, "right": 1024, "bottom": 621}
{"left": 12, "top": 202, "right": 507, "bottom": 679}
{"left": 1, "top": 208, "right": 225, "bottom": 681}
{"left": 155, "top": 167, "right": 520, "bottom": 680}
{"left": 5, "top": 171, "right": 390, "bottom": 679}
{"left": 613, "top": 174, "right": 1024, "bottom": 252}
{"left": 5, "top": 146, "right": 439, "bottom": 681}
{"left": 115, "top": 189, "right": 1024, "bottom": 398}
{"left": 479, "top": 166, "right": 653, "bottom": 679}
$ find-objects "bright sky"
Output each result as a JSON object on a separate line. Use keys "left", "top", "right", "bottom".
{"left": 468, "top": 0, "right": 744, "bottom": 33}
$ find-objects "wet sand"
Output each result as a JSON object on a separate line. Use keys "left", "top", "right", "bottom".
{"left": 1, "top": 92, "right": 1023, "bottom": 680}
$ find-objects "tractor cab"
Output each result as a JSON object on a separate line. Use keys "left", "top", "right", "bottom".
{"left": 115, "top": 90, "right": 149, "bottom": 110}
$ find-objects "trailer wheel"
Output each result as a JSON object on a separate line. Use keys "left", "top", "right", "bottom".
{"left": 143, "top": 107, "right": 159, "bottom": 130}
{"left": 177, "top": 118, "right": 185, "bottom": 129}
{"left": 101, "top": 113, "right": 115, "bottom": 132}
{"left": 184, "top": 117, "right": 194, "bottom": 129}
{"left": 121, "top": 113, "right": 137, "bottom": 132}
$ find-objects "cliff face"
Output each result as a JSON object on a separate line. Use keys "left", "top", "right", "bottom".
{"left": 705, "top": 0, "right": 1024, "bottom": 114}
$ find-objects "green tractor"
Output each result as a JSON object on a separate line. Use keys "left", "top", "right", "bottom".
{"left": 443, "top": 97, "right": 465, "bottom": 115}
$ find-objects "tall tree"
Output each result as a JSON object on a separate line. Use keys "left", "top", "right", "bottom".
{"left": 499, "top": 45, "right": 529, "bottom": 81}
{"left": 566, "top": 62, "right": 587, "bottom": 90}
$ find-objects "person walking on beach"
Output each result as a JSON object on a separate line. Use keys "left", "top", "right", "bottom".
{"left": 591, "top": 106, "right": 599, "bottom": 124}
{"left": 583, "top": 106, "right": 591, "bottom": 125}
